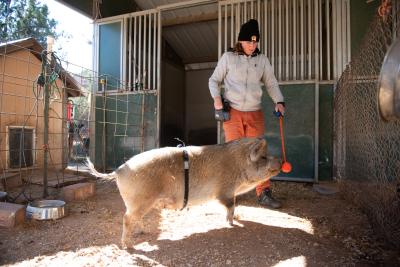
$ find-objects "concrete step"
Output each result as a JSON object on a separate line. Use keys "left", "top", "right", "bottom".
{"left": 62, "top": 182, "right": 96, "bottom": 202}
{"left": 0, "top": 202, "right": 26, "bottom": 228}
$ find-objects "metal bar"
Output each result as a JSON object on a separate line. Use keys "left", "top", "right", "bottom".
{"left": 148, "top": 14, "right": 152, "bottom": 90}
{"left": 341, "top": 0, "right": 346, "bottom": 74}
{"left": 128, "top": 16, "right": 132, "bottom": 91}
{"left": 332, "top": 0, "right": 337, "bottom": 79}
{"left": 101, "top": 82, "right": 106, "bottom": 171}
{"left": 308, "top": 0, "right": 311, "bottom": 79}
{"left": 314, "top": 0, "right": 319, "bottom": 182}
{"left": 236, "top": 2, "right": 239, "bottom": 35}
{"left": 138, "top": 16, "right": 142, "bottom": 89}
{"left": 237, "top": 2, "right": 241, "bottom": 33}
{"left": 257, "top": 0, "right": 260, "bottom": 26}
{"left": 250, "top": 0, "right": 253, "bottom": 18}
{"left": 133, "top": 16, "right": 137, "bottom": 90}
{"left": 218, "top": 2, "right": 222, "bottom": 58}
{"left": 264, "top": 0, "right": 267, "bottom": 56}
{"left": 143, "top": 14, "right": 147, "bottom": 89}
{"left": 224, "top": 4, "right": 227, "bottom": 53}
{"left": 218, "top": 2, "right": 222, "bottom": 144}
{"left": 244, "top": 0, "right": 247, "bottom": 21}
{"left": 141, "top": 94, "right": 145, "bottom": 152}
{"left": 319, "top": 0, "right": 322, "bottom": 80}
{"left": 153, "top": 12, "right": 156, "bottom": 90}
{"left": 156, "top": 11, "right": 161, "bottom": 147}
{"left": 271, "top": 0, "right": 275, "bottom": 70}
{"left": 231, "top": 2, "right": 234, "bottom": 47}
{"left": 326, "top": 0, "right": 331, "bottom": 80}
{"left": 157, "top": 0, "right": 216, "bottom": 11}
{"left": 122, "top": 18, "right": 126, "bottom": 90}
{"left": 238, "top": 2, "right": 241, "bottom": 37}
{"left": 293, "top": 0, "right": 297, "bottom": 80}
{"left": 43, "top": 38, "right": 54, "bottom": 198}
{"left": 286, "top": 0, "right": 289, "bottom": 80}
{"left": 278, "top": 0, "right": 282, "bottom": 80}
{"left": 346, "top": 0, "right": 351, "bottom": 66}
{"left": 301, "top": 0, "right": 304, "bottom": 80}
{"left": 337, "top": 0, "right": 342, "bottom": 78}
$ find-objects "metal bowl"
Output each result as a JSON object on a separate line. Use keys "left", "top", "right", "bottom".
{"left": 26, "top": 200, "right": 66, "bottom": 220}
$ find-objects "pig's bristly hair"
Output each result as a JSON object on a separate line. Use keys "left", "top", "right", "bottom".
{"left": 86, "top": 158, "right": 117, "bottom": 180}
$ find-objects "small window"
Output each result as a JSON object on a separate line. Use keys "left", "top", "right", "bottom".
{"left": 8, "top": 127, "right": 34, "bottom": 168}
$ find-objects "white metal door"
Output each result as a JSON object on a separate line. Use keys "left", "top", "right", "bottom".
{"left": 218, "top": 0, "right": 351, "bottom": 82}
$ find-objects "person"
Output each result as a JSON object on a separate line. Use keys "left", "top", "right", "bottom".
{"left": 208, "top": 19, "right": 285, "bottom": 209}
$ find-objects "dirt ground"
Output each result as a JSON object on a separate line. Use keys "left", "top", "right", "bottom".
{"left": 0, "top": 180, "right": 399, "bottom": 267}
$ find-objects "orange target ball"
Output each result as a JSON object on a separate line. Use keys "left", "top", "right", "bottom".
{"left": 281, "top": 161, "right": 292, "bottom": 173}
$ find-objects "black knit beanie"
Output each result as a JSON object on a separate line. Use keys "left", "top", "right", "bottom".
{"left": 238, "top": 19, "right": 260, "bottom": 42}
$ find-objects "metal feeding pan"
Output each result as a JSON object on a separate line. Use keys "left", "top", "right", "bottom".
{"left": 378, "top": 36, "right": 400, "bottom": 121}
{"left": 26, "top": 200, "right": 67, "bottom": 220}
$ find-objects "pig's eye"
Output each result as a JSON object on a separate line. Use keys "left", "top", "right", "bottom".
{"left": 261, "top": 156, "right": 267, "bottom": 160}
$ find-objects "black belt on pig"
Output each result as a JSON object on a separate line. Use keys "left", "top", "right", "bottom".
{"left": 181, "top": 149, "right": 189, "bottom": 210}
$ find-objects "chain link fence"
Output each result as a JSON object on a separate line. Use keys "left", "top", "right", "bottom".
{"left": 334, "top": 1, "right": 400, "bottom": 249}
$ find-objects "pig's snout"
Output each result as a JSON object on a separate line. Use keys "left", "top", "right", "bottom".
{"left": 268, "top": 156, "right": 282, "bottom": 174}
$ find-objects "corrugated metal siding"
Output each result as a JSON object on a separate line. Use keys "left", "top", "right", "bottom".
{"left": 163, "top": 21, "right": 218, "bottom": 63}
{"left": 135, "top": 0, "right": 219, "bottom": 64}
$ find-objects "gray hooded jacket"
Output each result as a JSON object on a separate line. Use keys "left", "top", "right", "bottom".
{"left": 209, "top": 51, "right": 284, "bottom": 111}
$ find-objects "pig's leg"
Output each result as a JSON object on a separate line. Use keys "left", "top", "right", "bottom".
{"left": 121, "top": 203, "right": 154, "bottom": 248}
{"left": 218, "top": 195, "right": 236, "bottom": 225}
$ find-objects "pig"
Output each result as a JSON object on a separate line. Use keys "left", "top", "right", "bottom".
{"left": 87, "top": 137, "right": 281, "bottom": 247}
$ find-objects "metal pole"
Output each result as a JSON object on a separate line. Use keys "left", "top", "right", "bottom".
{"left": 43, "top": 36, "right": 54, "bottom": 198}
{"left": 101, "top": 79, "right": 106, "bottom": 171}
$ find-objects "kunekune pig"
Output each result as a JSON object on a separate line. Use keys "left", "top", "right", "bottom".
{"left": 87, "top": 137, "right": 281, "bottom": 247}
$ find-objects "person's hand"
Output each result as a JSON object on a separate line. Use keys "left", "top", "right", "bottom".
{"left": 275, "top": 103, "right": 285, "bottom": 116}
{"left": 214, "top": 96, "right": 223, "bottom": 110}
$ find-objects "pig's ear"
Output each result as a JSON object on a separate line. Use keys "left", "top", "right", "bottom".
{"left": 249, "top": 138, "right": 267, "bottom": 162}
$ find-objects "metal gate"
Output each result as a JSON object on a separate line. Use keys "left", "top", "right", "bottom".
{"left": 217, "top": 0, "right": 351, "bottom": 182}
{"left": 93, "top": 9, "right": 161, "bottom": 169}
{"left": 218, "top": 0, "right": 350, "bottom": 81}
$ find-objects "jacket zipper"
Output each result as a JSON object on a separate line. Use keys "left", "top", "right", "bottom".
{"left": 242, "top": 56, "right": 249, "bottom": 110}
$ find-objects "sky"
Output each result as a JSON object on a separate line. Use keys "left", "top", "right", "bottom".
{"left": 40, "top": 0, "right": 93, "bottom": 72}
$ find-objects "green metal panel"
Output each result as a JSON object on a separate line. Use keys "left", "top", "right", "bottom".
{"left": 94, "top": 93, "right": 158, "bottom": 170}
{"left": 98, "top": 22, "right": 122, "bottom": 91}
{"left": 319, "top": 84, "right": 333, "bottom": 180}
{"left": 262, "top": 84, "right": 315, "bottom": 179}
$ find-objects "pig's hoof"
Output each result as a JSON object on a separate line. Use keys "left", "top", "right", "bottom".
{"left": 121, "top": 239, "right": 134, "bottom": 249}
{"left": 226, "top": 218, "right": 234, "bottom": 226}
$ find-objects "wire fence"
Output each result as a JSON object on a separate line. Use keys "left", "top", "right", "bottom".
{"left": 0, "top": 39, "right": 153, "bottom": 202}
{"left": 333, "top": 1, "right": 400, "bottom": 249}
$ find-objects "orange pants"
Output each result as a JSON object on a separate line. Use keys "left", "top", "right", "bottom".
{"left": 223, "top": 108, "right": 270, "bottom": 196}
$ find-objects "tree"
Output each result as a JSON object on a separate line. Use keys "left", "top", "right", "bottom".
{"left": 0, "top": 0, "right": 58, "bottom": 47}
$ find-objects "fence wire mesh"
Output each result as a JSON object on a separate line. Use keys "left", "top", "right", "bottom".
{"left": 334, "top": 1, "right": 400, "bottom": 249}
{"left": 0, "top": 39, "right": 152, "bottom": 202}
{"left": 334, "top": 5, "right": 400, "bottom": 183}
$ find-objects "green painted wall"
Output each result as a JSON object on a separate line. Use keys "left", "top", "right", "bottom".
{"left": 262, "top": 84, "right": 315, "bottom": 179}
{"left": 261, "top": 83, "right": 333, "bottom": 180}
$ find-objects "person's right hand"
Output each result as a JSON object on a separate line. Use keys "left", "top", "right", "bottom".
{"left": 214, "top": 96, "right": 223, "bottom": 110}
